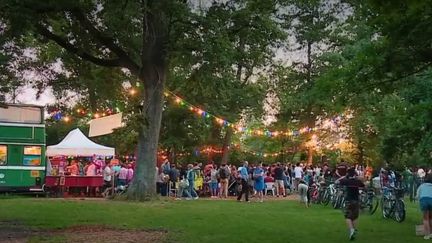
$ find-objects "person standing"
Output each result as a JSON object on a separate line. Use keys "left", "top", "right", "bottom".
{"left": 237, "top": 161, "right": 250, "bottom": 202}
{"left": 126, "top": 164, "right": 134, "bottom": 185}
{"left": 294, "top": 163, "right": 303, "bottom": 191}
{"left": 336, "top": 168, "right": 365, "bottom": 241}
{"left": 118, "top": 164, "right": 128, "bottom": 186}
{"left": 218, "top": 163, "right": 230, "bottom": 198}
{"left": 66, "top": 160, "right": 79, "bottom": 176}
{"left": 161, "top": 159, "right": 171, "bottom": 174}
{"left": 102, "top": 163, "right": 113, "bottom": 197}
{"left": 210, "top": 165, "right": 218, "bottom": 198}
{"left": 253, "top": 163, "right": 265, "bottom": 202}
{"left": 274, "top": 163, "right": 286, "bottom": 197}
{"left": 169, "top": 164, "right": 179, "bottom": 192}
{"left": 187, "top": 164, "right": 199, "bottom": 200}
{"left": 417, "top": 174, "right": 432, "bottom": 239}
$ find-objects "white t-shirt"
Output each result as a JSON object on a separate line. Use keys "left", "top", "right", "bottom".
{"left": 103, "top": 166, "right": 112, "bottom": 181}
{"left": 314, "top": 168, "right": 321, "bottom": 177}
{"left": 294, "top": 166, "right": 303, "bottom": 179}
{"left": 418, "top": 168, "right": 426, "bottom": 178}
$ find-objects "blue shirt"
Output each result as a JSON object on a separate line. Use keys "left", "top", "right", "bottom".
{"left": 253, "top": 168, "right": 264, "bottom": 182}
{"left": 239, "top": 166, "right": 249, "bottom": 180}
{"left": 112, "top": 165, "right": 121, "bottom": 173}
{"left": 187, "top": 169, "right": 195, "bottom": 181}
{"left": 418, "top": 183, "right": 432, "bottom": 199}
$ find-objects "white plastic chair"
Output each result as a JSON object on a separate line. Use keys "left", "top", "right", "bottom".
{"left": 265, "top": 182, "right": 275, "bottom": 196}
{"left": 169, "top": 181, "right": 177, "bottom": 197}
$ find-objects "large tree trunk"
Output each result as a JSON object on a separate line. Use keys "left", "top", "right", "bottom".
{"left": 126, "top": 67, "right": 166, "bottom": 201}
{"left": 221, "top": 128, "right": 233, "bottom": 164}
{"left": 125, "top": 0, "right": 169, "bottom": 200}
{"left": 307, "top": 146, "right": 313, "bottom": 165}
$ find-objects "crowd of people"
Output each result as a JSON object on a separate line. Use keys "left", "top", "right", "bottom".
{"left": 155, "top": 159, "right": 377, "bottom": 202}
{"left": 60, "top": 157, "right": 432, "bottom": 240}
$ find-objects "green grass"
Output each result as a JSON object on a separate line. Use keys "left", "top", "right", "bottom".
{"left": 0, "top": 198, "right": 424, "bottom": 243}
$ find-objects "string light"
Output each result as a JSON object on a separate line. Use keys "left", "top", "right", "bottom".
{"left": 129, "top": 88, "right": 137, "bottom": 96}
{"left": 48, "top": 88, "right": 340, "bottom": 139}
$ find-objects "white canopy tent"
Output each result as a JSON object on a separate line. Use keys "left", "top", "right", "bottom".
{"left": 46, "top": 128, "right": 115, "bottom": 156}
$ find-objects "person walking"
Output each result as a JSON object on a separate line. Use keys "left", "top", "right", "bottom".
{"left": 218, "top": 163, "right": 230, "bottom": 198}
{"left": 253, "top": 163, "right": 265, "bottom": 202}
{"left": 417, "top": 174, "right": 432, "bottom": 239}
{"left": 187, "top": 164, "right": 199, "bottom": 200}
{"left": 237, "top": 161, "right": 250, "bottom": 202}
{"left": 336, "top": 168, "right": 365, "bottom": 241}
{"left": 177, "top": 175, "right": 192, "bottom": 200}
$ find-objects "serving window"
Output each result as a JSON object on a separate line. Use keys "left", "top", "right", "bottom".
{"left": 0, "top": 145, "right": 7, "bottom": 165}
{"left": 23, "top": 146, "right": 41, "bottom": 166}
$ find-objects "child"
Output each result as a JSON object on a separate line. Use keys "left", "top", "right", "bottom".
{"left": 298, "top": 179, "right": 309, "bottom": 207}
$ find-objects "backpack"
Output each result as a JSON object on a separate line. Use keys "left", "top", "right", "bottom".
{"left": 219, "top": 168, "right": 228, "bottom": 179}
{"left": 162, "top": 163, "right": 170, "bottom": 174}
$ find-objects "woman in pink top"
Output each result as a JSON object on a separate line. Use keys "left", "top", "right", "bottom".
{"left": 118, "top": 165, "right": 128, "bottom": 186}
{"left": 126, "top": 164, "right": 134, "bottom": 184}
{"left": 86, "top": 162, "right": 96, "bottom": 176}
{"left": 67, "top": 161, "right": 79, "bottom": 176}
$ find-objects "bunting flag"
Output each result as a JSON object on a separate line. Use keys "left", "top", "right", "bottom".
{"left": 47, "top": 87, "right": 338, "bottom": 138}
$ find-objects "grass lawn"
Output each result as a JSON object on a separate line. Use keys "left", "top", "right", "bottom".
{"left": 0, "top": 197, "right": 425, "bottom": 243}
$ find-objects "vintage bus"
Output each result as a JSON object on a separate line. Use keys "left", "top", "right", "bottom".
{"left": 0, "top": 104, "right": 46, "bottom": 192}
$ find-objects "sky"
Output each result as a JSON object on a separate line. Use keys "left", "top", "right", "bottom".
{"left": 12, "top": 87, "right": 55, "bottom": 106}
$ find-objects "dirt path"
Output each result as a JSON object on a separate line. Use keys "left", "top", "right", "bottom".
{"left": 0, "top": 222, "right": 167, "bottom": 243}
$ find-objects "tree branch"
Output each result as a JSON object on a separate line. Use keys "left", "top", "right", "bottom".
{"left": 70, "top": 9, "right": 141, "bottom": 76}
{"left": 362, "top": 62, "right": 432, "bottom": 91}
{"left": 35, "top": 24, "right": 122, "bottom": 68}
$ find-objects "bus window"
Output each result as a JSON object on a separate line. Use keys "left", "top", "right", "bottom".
{"left": 23, "top": 146, "right": 41, "bottom": 166}
{"left": 0, "top": 106, "right": 42, "bottom": 124}
{"left": 0, "top": 145, "right": 6, "bottom": 165}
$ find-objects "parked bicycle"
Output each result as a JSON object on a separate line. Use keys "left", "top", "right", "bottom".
{"left": 359, "top": 187, "right": 379, "bottom": 215}
{"left": 309, "top": 183, "right": 321, "bottom": 204}
{"left": 321, "top": 183, "right": 336, "bottom": 206}
{"left": 332, "top": 185, "right": 345, "bottom": 209}
{"left": 381, "top": 187, "right": 406, "bottom": 222}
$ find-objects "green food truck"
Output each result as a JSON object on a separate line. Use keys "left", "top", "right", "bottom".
{"left": 0, "top": 104, "right": 46, "bottom": 192}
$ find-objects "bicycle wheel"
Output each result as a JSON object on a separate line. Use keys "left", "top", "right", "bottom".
{"left": 368, "top": 195, "right": 379, "bottom": 215}
{"left": 332, "top": 194, "right": 338, "bottom": 209}
{"left": 311, "top": 189, "right": 319, "bottom": 204}
{"left": 394, "top": 200, "right": 406, "bottom": 223}
{"left": 333, "top": 194, "right": 342, "bottom": 209}
{"left": 381, "top": 198, "right": 390, "bottom": 219}
{"left": 339, "top": 198, "right": 346, "bottom": 212}
{"left": 322, "top": 190, "right": 330, "bottom": 206}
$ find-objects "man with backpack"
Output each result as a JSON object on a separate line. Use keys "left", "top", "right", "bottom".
{"left": 218, "top": 163, "right": 230, "bottom": 198}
